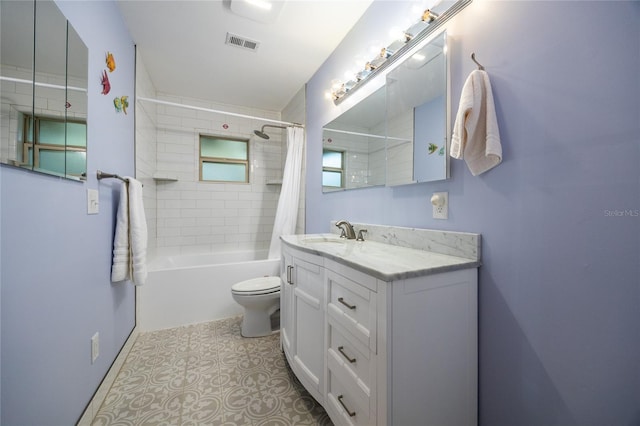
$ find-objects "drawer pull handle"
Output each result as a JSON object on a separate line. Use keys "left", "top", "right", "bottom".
{"left": 338, "top": 297, "right": 356, "bottom": 310}
{"left": 338, "top": 346, "right": 356, "bottom": 363}
{"left": 337, "top": 395, "right": 356, "bottom": 417}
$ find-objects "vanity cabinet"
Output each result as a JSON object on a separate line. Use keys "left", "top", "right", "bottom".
{"left": 281, "top": 237, "right": 479, "bottom": 426}
{"left": 280, "top": 244, "right": 325, "bottom": 403}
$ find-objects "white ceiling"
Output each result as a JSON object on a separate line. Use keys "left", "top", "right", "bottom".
{"left": 117, "top": 0, "right": 374, "bottom": 112}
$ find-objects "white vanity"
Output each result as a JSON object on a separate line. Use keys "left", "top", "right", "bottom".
{"left": 280, "top": 223, "right": 481, "bottom": 426}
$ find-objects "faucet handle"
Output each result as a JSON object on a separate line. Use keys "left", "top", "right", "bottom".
{"left": 356, "top": 229, "right": 368, "bottom": 241}
{"left": 339, "top": 228, "right": 347, "bottom": 238}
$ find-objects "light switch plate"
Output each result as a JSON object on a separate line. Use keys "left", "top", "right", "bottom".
{"left": 87, "top": 189, "right": 99, "bottom": 214}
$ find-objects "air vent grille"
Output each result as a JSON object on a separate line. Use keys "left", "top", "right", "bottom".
{"left": 225, "top": 33, "right": 260, "bottom": 52}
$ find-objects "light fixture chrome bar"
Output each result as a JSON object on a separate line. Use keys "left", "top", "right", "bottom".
{"left": 334, "top": 0, "right": 473, "bottom": 105}
{"left": 138, "top": 97, "right": 304, "bottom": 128}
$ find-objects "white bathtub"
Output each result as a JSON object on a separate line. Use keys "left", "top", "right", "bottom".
{"left": 139, "top": 250, "right": 280, "bottom": 331}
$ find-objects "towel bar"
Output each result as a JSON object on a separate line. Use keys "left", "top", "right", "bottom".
{"left": 96, "top": 170, "right": 128, "bottom": 183}
{"left": 96, "top": 170, "right": 143, "bottom": 186}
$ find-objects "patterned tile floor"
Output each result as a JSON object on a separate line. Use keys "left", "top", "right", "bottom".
{"left": 93, "top": 317, "right": 332, "bottom": 425}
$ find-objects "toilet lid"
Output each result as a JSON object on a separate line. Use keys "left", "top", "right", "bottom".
{"left": 232, "top": 276, "right": 281, "bottom": 295}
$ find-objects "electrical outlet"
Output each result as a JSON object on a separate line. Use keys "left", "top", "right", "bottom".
{"left": 432, "top": 192, "right": 448, "bottom": 219}
{"left": 91, "top": 332, "right": 99, "bottom": 364}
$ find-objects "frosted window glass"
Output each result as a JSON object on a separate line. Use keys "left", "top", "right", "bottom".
{"left": 39, "top": 150, "right": 65, "bottom": 174}
{"left": 323, "top": 150, "right": 343, "bottom": 168}
{"left": 202, "top": 162, "right": 247, "bottom": 182}
{"left": 323, "top": 171, "right": 342, "bottom": 187}
{"left": 39, "top": 120, "right": 66, "bottom": 146}
{"left": 201, "top": 137, "right": 246, "bottom": 160}
{"left": 66, "top": 122, "right": 87, "bottom": 148}
{"left": 66, "top": 151, "right": 86, "bottom": 175}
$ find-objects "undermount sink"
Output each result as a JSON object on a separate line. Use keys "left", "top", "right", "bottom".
{"left": 300, "top": 235, "right": 346, "bottom": 244}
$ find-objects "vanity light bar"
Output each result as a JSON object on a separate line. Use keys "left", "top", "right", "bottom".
{"left": 331, "top": 0, "right": 472, "bottom": 105}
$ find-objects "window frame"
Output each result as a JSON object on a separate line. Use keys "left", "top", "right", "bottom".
{"left": 199, "top": 134, "right": 250, "bottom": 183}
{"left": 21, "top": 114, "right": 87, "bottom": 177}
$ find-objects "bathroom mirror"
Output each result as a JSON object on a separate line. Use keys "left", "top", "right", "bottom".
{"left": 386, "top": 31, "right": 448, "bottom": 185}
{"left": 322, "top": 86, "right": 386, "bottom": 192}
{"left": 0, "top": 0, "right": 88, "bottom": 181}
{"left": 0, "top": 0, "right": 34, "bottom": 170}
{"left": 322, "top": 31, "right": 449, "bottom": 191}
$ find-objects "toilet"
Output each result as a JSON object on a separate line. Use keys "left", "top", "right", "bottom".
{"left": 231, "top": 276, "right": 281, "bottom": 337}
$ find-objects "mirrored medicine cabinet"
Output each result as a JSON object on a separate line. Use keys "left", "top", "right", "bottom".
{"left": 1, "top": 0, "right": 89, "bottom": 181}
{"left": 322, "top": 31, "right": 449, "bottom": 192}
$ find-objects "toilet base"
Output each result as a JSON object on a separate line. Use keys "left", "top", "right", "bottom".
{"left": 240, "top": 307, "right": 280, "bottom": 338}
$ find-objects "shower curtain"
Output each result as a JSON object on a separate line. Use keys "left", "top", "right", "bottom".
{"left": 268, "top": 126, "right": 304, "bottom": 259}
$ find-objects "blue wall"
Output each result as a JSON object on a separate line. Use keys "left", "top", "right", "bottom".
{"left": 0, "top": 1, "right": 136, "bottom": 424}
{"left": 306, "top": 1, "right": 640, "bottom": 424}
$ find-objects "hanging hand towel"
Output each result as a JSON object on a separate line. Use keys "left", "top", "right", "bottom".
{"left": 111, "top": 177, "right": 148, "bottom": 285}
{"left": 111, "top": 182, "right": 130, "bottom": 283}
{"left": 450, "top": 69, "right": 502, "bottom": 176}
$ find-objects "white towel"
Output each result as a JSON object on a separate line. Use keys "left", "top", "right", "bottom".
{"left": 111, "top": 177, "right": 148, "bottom": 285}
{"left": 450, "top": 69, "right": 502, "bottom": 176}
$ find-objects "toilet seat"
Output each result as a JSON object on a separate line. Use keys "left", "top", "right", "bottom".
{"left": 231, "top": 276, "right": 281, "bottom": 295}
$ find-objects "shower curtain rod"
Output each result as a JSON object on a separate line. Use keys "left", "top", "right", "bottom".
{"left": 137, "top": 97, "right": 304, "bottom": 128}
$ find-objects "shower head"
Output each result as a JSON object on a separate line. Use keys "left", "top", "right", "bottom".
{"left": 253, "top": 124, "right": 287, "bottom": 140}
{"left": 254, "top": 129, "right": 270, "bottom": 140}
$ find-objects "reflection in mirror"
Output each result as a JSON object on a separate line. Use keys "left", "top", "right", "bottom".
{"left": 0, "top": 0, "right": 35, "bottom": 169}
{"left": 0, "top": 0, "right": 88, "bottom": 180}
{"left": 322, "top": 86, "right": 386, "bottom": 192}
{"left": 65, "top": 22, "right": 88, "bottom": 180}
{"left": 31, "top": 0, "right": 70, "bottom": 176}
{"left": 387, "top": 31, "right": 448, "bottom": 185}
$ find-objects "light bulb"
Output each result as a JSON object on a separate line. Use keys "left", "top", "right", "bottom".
{"left": 388, "top": 26, "right": 406, "bottom": 43}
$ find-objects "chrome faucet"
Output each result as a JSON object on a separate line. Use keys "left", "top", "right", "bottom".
{"left": 335, "top": 220, "right": 356, "bottom": 239}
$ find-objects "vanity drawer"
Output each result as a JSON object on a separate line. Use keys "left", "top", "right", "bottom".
{"left": 327, "top": 320, "right": 372, "bottom": 392}
{"left": 326, "top": 368, "right": 373, "bottom": 426}
{"left": 327, "top": 269, "right": 377, "bottom": 352}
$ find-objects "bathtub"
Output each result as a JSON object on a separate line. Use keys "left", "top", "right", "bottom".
{"left": 139, "top": 250, "right": 280, "bottom": 331}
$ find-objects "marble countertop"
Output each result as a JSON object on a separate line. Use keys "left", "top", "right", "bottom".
{"left": 281, "top": 233, "right": 481, "bottom": 281}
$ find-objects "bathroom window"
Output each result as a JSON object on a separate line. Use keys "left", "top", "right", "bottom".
{"left": 322, "top": 149, "right": 344, "bottom": 188}
{"left": 199, "top": 135, "right": 249, "bottom": 183}
{"left": 21, "top": 115, "right": 87, "bottom": 177}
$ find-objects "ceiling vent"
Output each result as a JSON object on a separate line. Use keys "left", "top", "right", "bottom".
{"left": 225, "top": 32, "right": 260, "bottom": 52}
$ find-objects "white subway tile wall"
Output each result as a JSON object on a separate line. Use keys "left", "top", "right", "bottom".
{"left": 135, "top": 57, "right": 306, "bottom": 256}
{"left": 136, "top": 57, "right": 306, "bottom": 257}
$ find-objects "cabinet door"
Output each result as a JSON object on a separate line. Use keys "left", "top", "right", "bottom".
{"left": 291, "top": 255, "right": 325, "bottom": 402}
{"left": 280, "top": 247, "right": 295, "bottom": 356}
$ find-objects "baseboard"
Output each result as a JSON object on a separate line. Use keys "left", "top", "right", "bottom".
{"left": 76, "top": 326, "right": 139, "bottom": 425}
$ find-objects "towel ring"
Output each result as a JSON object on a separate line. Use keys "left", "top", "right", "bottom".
{"left": 471, "top": 52, "right": 485, "bottom": 70}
